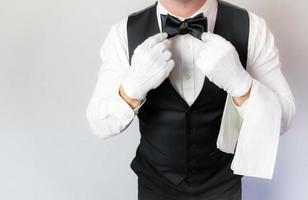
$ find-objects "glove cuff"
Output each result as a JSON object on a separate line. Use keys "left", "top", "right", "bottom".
{"left": 229, "top": 71, "right": 253, "bottom": 97}
{"left": 121, "top": 77, "right": 145, "bottom": 101}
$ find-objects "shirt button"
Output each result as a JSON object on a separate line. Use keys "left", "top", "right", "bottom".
{"left": 185, "top": 38, "right": 192, "bottom": 48}
{"left": 184, "top": 73, "right": 191, "bottom": 80}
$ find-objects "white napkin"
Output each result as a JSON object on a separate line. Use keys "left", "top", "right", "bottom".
{"left": 217, "top": 78, "right": 282, "bottom": 179}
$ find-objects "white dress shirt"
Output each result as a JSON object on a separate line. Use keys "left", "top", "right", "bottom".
{"left": 86, "top": 0, "right": 296, "bottom": 179}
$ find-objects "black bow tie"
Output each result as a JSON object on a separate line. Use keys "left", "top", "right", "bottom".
{"left": 160, "top": 13, "right": 208, "bottom": 40}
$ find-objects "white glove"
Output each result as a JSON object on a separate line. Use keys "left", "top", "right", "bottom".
{"left": 196, "top": 32, "right": 253, "bottom": 97}
{"left": 121, "top": 32, "right": 175, "bottom": 100}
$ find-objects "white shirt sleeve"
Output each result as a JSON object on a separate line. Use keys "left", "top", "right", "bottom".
{"left": 245, "top": 12, "right": 296, "bottom": 135}
{"left": 85, "top": 17, "right": 146, "bottom": 140}
{"left": 217, "top": 11, "right": 296, "bottom": 179}
{"left": 227, "top": 11, "right": 296, "bottom": 135}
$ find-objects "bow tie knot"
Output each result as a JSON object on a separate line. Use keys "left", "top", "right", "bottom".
{"left": 179, "top": 20, "right": 189, "bottom": 34}
{"left": 160, "top": 13, "right": 208, "bottom": 40}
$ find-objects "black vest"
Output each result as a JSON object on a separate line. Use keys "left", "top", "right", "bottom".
{"left": 128, "top": 0, "right": 249, "bottom": 186}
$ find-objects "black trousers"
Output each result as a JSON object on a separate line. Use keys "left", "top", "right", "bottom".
{"left": 137, "top": 166, "right": 242, "bottom": 200}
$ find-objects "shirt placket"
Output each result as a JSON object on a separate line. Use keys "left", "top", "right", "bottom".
{"left": 181, "top": 35, "right": 195, "bottom": 106}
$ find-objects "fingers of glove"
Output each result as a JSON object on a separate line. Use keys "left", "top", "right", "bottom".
{"left": 153, "top": 41, "right": 169, "bottom": 55}
{"left": 164, "top": 59, "right": 175, "bottom": 74}
{"left": 146, "top": 32, "right": 168, "bottom": 48}
{"left": 202, "top": 32, "right": 230, "bottom": 49}
{"left": 148, "top": 41, "right": 171, "bottom": 64}
{"left": 151, "top": 70, "right": 168, "bottom": 89}
{"left": 157, "top": 60, "right": 175, "bottom": 79}
{"left": 196, "top": 58, "right": 205, "bottom": 73}
{"left": 196, "top": 55, "right": 215, "bottom": 75}
{"left": 200, "top": 36, "right": 218, "bottom": 53}
{"left": 199, "top": 40, "right": 224, "bottom": 62}
{"left": 202, "top": 32, "right": 225, "bottom": 43}
{"left": 144, "top": 64, "right": 170, "bottom": 89}
{"left": 203, "top": 39, "right": 221, "bottom": 51}
{"left": 152, "top": 58, "right": 174, "bottom": 76}
{"left": 134, "top": 33, "right": 168, "bottom": 56}
{"left": 146, "top": 59, "right": 175, "bottom": 90}
{"left": 161, "top": 39, "right": 171, "bottom": 50}
{"left": 198, "top": 47, "right": 214, "bottom": 61}
{"left": 160, "top": 50, "right": 172, "bottom": 61}
{"left": 201, "top": 32, "right": 210, "bottom": 43}
{"left": 201, "top": 32, "right": 217, "bottom": 44}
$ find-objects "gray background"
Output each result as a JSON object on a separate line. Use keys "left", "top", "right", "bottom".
{"left": 0, "top": 0, "right": 307, "bottom": 199}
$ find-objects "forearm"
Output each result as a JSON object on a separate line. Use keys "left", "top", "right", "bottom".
{"left": 232, "top": 83, "right": 251, "bottom": 107}
{"left": 119, "top": 84, "right": 143, "bottom": 109}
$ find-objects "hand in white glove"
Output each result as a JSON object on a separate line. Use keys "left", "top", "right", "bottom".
{"left": 121, "top": 32, "right": 175, "bottom": 100}
{"left": 196, "top": 32, "right": 253, "bottom": 97}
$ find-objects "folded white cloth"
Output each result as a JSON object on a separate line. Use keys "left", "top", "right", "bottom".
{"left": 217, "top": 78, "right": 282, "bottom": 179}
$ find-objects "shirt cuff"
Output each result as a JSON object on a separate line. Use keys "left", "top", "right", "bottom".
{"left": 216, "top": 92, "right": 243, "bottom": 154}
{"left": 111, "top": 89, "right": 136, "bottom": 121}
{"left": 132, "top": 98, "right": 147, "bottom": 114}
{"left": 86, "top": 90, "right": 136, "bottom": 140}
{"left": 94, "top": 89, "right": 136, "bottom": 135}
{"left": 230, "top": 93, "right": 250, "bottom": 118}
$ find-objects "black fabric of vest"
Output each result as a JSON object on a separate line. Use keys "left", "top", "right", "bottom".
{"left": 127, "top": 0, "right": 249, "bottom": 187}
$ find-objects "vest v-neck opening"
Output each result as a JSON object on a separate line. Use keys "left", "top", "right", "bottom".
{"left": 165, "top": 76, "right": 208, "bottom": 111}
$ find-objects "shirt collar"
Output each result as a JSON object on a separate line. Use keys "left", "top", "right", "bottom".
{"left": 156, "top": 0, "right": 217, "bottom": 32}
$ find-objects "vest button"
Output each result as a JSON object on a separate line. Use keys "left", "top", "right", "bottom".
{"left": 187, "top": 158, "right": 195, "bottom": 165}
{"left": 186, "top": 109, "right": 194, "bottom": 116}
{"left": 188, "top": 168, "right": 196, "bottom": 175}
{"left": 187, "top": 144, "right": 195, "bottom": 150}
{"left": 186, "top": 128, "right": 193, "bottom": 133}
{"left": 184, "top": 177, "right": 192, "bottom": 184}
